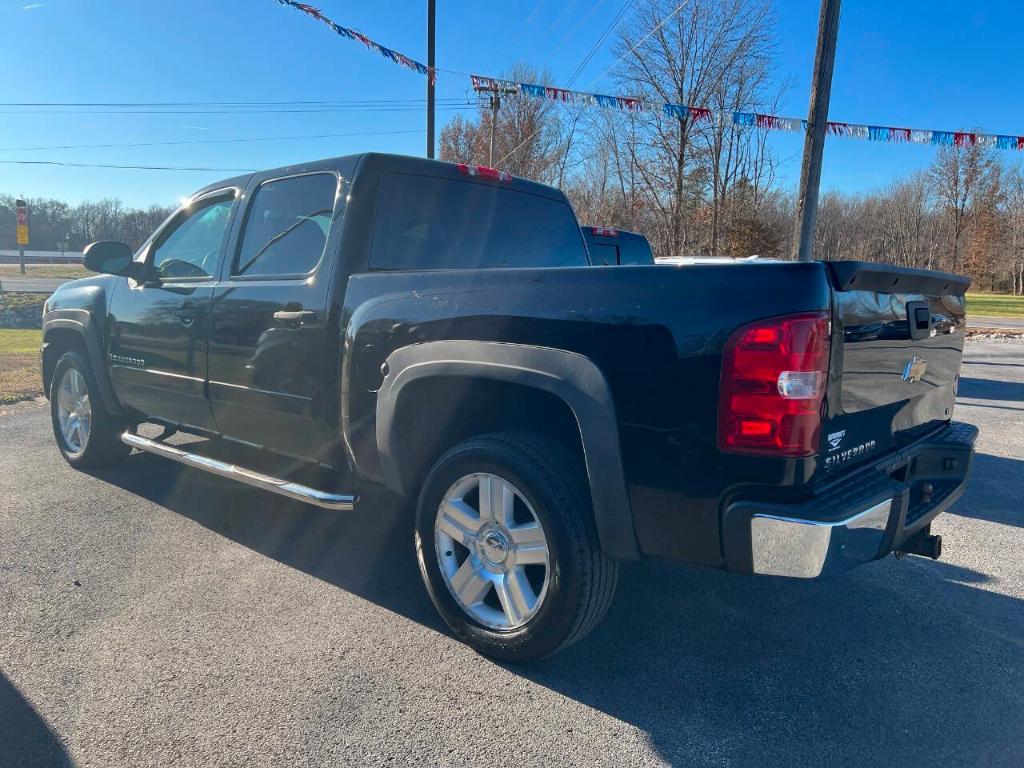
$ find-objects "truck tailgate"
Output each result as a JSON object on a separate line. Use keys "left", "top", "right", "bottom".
{"left": 819, "top": 262, "right": 970, "bottom": 475}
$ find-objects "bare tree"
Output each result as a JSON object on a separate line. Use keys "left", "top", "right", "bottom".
{"left": 439, "top": 65, "right": 568, "bottom": 184}
{"left": 929, "top": 141, "right": 1000, "bottom": 273}
{"left": 612, "top": 0, "right": 777, "bottom": 257}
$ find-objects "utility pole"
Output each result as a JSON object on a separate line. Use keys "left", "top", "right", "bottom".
{"left": 488, "top": 92, "right": 499, "bottom": 166}
{"left": 426, "top": 0, "right": 436, "bottom": 159}
{"left": 472, "top": 81, "right": 519, "bottom": 167}
{"left": 792, "top": 0, "right": 842, "bottom": 262}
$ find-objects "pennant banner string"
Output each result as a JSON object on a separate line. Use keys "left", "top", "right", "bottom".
{"left": 276, "top": 0, "right": 435, "bottom": 83}
{"left": 471, "top": 75, "right": 1024, "bottom": 152}
{"left": 268, "top": 1, "right": 1024, "bottom": 155}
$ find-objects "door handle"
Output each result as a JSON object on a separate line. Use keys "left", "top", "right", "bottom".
{"left": 273, "top": 309, "right": 317, "bottom": 325}
{"left": 175, "top": 302, "right": 197, "bottom": 326}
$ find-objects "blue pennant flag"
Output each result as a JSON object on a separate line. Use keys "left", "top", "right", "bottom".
{"left": 733, "top": 112, "right": 756, "bottom": 126}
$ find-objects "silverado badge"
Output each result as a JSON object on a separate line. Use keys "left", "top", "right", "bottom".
{"left": 902, "top": 356, "right": 927, "bottom": 383}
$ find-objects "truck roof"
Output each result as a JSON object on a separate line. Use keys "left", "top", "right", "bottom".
{"left": 192, "top": 152, "right": 565, "bottom": 202}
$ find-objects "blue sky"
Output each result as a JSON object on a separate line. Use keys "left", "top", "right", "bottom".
{"left": 2, "top": 0, "right": 1021, "bottom": 207}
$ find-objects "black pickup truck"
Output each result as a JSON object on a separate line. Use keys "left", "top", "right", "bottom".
{"left": 41, "top": 153, "right": 977, "bottom": 660}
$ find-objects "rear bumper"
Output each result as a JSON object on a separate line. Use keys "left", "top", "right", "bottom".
{"left": 722, "top": 421, "right": 978, "bottom": 578}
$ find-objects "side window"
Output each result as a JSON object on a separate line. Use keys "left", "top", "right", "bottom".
{"left": 151, "top": 197, "right": 233, "bottom": 279}
{"left": 234, "top": 173, "right": 338, "bottom": 278}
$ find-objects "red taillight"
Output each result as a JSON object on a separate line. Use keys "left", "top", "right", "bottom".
{"left": 718, "top": 312, "right": 831, "bottom": 457}
{"left": 592, "top": 227, "right": 619, "bottom": 237}
{"left": 456, "top": 163, "right": 512, "bottom": 182}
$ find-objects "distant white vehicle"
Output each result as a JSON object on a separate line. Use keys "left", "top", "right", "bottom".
{"left": 655, "top": 255, "right": 780, "bottom": 266}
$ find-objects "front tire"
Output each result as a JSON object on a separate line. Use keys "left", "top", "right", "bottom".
{"left": 50, "top": 350, "right": 129, "bottom": 468}
{"left": 414, "top": 431, "right": 618, "bottom": 661}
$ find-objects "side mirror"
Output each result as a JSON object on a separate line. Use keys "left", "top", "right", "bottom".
{"left": 82, "top": 241, "right": 135, "bottom": 276}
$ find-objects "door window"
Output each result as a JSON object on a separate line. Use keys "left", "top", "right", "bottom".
{"left": 234, "top": 173, "right": 338, "bottom": 278}
{"left": 151, "top": 197, "right": 233, "bottom": 279}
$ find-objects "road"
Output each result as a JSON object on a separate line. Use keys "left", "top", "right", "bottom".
{"left": 1, "top": 341, "right": 1022, "bottom": 768}
{"left": 970, "top": 315, "right": 1024, "bottom": 330}
{"left": 0, "top": 276, "right": 68, "bottom": 294}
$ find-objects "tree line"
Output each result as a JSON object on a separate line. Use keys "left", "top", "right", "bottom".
{"left": 440, "top": 0, "right": 1024, "bottom": 294}
{"left": 0, "top": 194, "right": 174, "bottom": 253}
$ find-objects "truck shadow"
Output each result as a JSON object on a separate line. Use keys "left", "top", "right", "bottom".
{"left": 90, "top": 449, "right": 1024, "bottom": 767}
{"left": 957, "top": 375, "right": 1024, "bottom": 402}
{"left": 947, "top": 453, "right": 1024, "bottom": 528}
{"left": 0, "top": 671, "right": 73, "bottom": 767}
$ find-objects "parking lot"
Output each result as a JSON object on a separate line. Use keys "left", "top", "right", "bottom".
{"left": 1, "top": 340, "right": 1021, "bottom": 768}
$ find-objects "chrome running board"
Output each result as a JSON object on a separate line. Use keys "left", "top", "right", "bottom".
{"left": 121, "top": 432, "right": 357, "bottom": 511}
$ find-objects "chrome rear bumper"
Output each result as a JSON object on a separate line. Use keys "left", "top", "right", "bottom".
{"left": 722, "top": 421, "right": 977, "bottom": 578}
{"left": 750, "top": 499, "right": 892, "bottom": 578}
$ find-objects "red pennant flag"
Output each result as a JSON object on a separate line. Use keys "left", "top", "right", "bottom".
{"left": 954, "top": 132, "right": 976, "bottom": 147}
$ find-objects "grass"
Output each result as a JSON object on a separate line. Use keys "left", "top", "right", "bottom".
{"left": 0, "top": 264, "right": 89, "bottom": 279}
{"left": 0, "top": 291, "right": 46, "bottom": 312}
{"left": 0, "top": 328, "right": 42, "bottom": 404}
{"left": 966, "top": 293, "right": 1024, "bottom": 319}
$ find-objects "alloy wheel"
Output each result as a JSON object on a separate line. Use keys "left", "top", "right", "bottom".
{"left": 56, "top": 367, "right": 92, "bottom": 454}
{"left": 434, "top": 472, "right": 550, "bottom": 630}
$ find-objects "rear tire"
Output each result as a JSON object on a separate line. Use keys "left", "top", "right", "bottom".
{"left": 50, "top": 350, "right": 129, "bottom": 468}
{"left": 414, "top": 431, "right": 618, "bottom": 661}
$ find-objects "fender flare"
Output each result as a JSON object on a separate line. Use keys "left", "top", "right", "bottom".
{"left": 375, "top": 340, "right": 639, "bottom": 560}
{"left": 42, "top": 312, "right": 123, "bottom": 417}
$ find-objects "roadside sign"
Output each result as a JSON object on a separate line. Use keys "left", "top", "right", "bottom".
{"left": 15, "top": 199, "right": 29, "bottom": 246}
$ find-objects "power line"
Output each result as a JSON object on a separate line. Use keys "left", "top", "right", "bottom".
{"left": 565, "top": 0, "right": 632, "bottom": 87}
{"left": 496, "top": 1, "right": 635, "bottom": 167}
{"left": 0, "top": 105, "right": 474, "bottom": 116}
{"left": 0, "top": 160, "right": 255, "bottom": 172}
{"left": 588, "top": 0, "right": 691, "bottom": 86}
{"left": 496, "top": 0, "right": 691, "bottom": 167}
{"left": 0, "top": 98, "right": 468, "bottom": 107}
{"left": 0, "top": 129, "right": 425, "bottom": 153}
{"left": 543, "top": 0, "right": 612, "bottom": 73}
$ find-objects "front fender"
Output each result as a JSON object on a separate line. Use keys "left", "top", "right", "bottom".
{"left": 42, "top": 278, "right": 122, "bottom": 416}
{"left": 375, "top": 340, "right": 639, "bottom": 560}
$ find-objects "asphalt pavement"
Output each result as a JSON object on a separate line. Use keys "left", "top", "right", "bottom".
{"left": 0, "top": 276, "right": 68, "bottom": 294}
{"left": 1, "top": 341, "right": 1022, "bottom": 767}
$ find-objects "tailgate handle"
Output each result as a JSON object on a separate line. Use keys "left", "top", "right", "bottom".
{"left": 906, "top": 302, "right": 931, "bottom": 340}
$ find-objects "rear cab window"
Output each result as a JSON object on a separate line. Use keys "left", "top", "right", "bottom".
{"left": 234, "top": 172, "right": 339, "bottom": 278}
{"left": 369, "top": 173, "right": 588, "bottom": 270}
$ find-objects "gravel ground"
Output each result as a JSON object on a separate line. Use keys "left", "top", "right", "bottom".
{"left": 0, "top": 340, "right": 1021, "bottom": 768}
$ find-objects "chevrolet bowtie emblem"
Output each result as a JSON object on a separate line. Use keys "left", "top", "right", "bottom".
{"left": 902, "top": 356, "right": 927, "bottom": 383}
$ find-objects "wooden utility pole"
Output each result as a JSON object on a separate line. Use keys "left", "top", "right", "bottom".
{"left": 792, "top": 0, "right": 842, "bottom": 262}
{"left": 426, "top": 0, "right": 436, "bottom": 159}
{"left": 488, "top": 92, "right": 500, "bottom": 166}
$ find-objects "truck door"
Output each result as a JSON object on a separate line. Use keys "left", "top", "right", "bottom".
{"left": 107, "top": 189, "right": 237, "bottom": 430}
{"left": 207, "top": 171, "right": 343, "bottom": 463}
